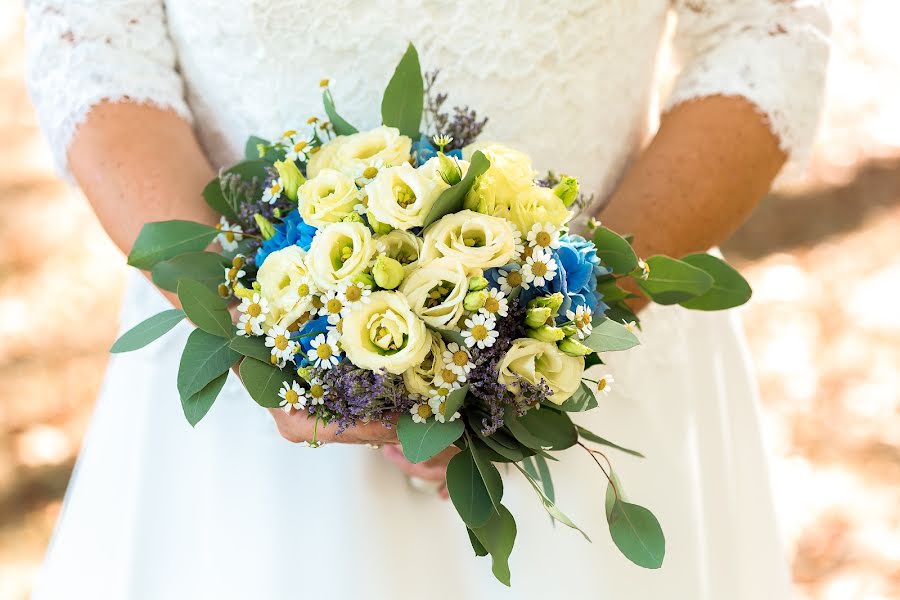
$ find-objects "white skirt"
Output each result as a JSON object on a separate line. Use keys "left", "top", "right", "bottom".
{"left": 32, "top": 272, "right": 790, "bottom": 600}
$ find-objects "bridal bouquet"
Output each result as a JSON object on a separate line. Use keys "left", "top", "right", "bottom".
{"left": 111, "top": 45, "right": 752, "bottom": 585}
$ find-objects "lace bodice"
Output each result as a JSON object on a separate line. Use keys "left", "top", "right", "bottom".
{"left": 25, "top": 0, "right": 829, "bottom": 199}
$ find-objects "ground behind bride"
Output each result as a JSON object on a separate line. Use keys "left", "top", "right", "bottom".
{"left": 0, "top": 2, "right": 897, "bottom": 598}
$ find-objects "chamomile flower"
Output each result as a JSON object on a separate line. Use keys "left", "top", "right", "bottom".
{"left": 306, "top": 377, "right": 329, "bottom": 406}
{"left": 223, "top": 264, "right": 246, "bottom": 286}
{"left": 596, "top": 374, "right": 615, "bottom": 396}
{"left": 236, "top": 313, "right": 264, "bottom": 337}
{"left": 431, "top": 397, "right": 461, "bottom": 424}
{"left": 309, "top": 333, "right": 341, "bottom": 369}
{"left": 442, "top": 343, "right": 474, "bottom": 376}
{"left": 237, "top": 293, "right": 270, "bottom": 325}
{"left": 622, "top": 320, "right": 638, "bottom": 333}
{"left": 319, "top": 289, "right": 346, "bottom": 325}
{"left": 637, "top": 258, "right": 650, "bottom": 280}
{"left": 521, "top": 247, "right": 558, "bottom": 287}
{"left": 497, "top": 265, "right": 528, "bottom": 294}
{"left": 565, "top": 305, "right": 593, "bottom": 339}
{"left": 409, "top": 400, "right": 434, "bottom": 424}
{"left": 339, "top": 281, "right": 371, "bottom": 313}
{"left": 431, "top": 134, "right": 454, "bottom": 150}
{"left": 215, "top": 216, "right": 244, "bottom": 252}
{"left": 588, "top": 217, "right": 602, "bottom": 229}
{"left": 276, "top": 129, "right": 298, "bottom": 146}
{"left": 461, "top": 314, "right": 499, "bottom": 349}
{"left": 354, "top": 159, "right": 385, "bottom": 187}
{"left": 526, "top": 222, "right": 561, "bottom": 250}
{"left": 479, "top": 288, "right": 509, "bottom": 319}
{"left": 266, "top": 325, "right": 299, "bottom": 363}
{"left": 261, "top": 177, "right": 284, "bottom": 204}
{"left": 433, "top": 363, "right": 465, "bottom": 389}
{"left": 295, "top": 274, "right": 319, "bottom": 301}
{"left": 285, "top": 135, "right": 312, "bottom": 162}
{"left": 278, "top": 380, "right": 306, "bottom": 413}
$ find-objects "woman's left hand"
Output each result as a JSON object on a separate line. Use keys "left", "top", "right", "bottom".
{"left": 381, "top": 445, "right": 459, "bottom": 499}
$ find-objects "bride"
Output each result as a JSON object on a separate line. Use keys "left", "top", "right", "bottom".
{"left": 24, "top": 1, "right": 829, "bottom": 598}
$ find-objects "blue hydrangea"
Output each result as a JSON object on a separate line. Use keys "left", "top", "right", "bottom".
{"left": 411, "top": 135, "right": 463, "bottom": 167}
{"left": 255, "top": 210, "right": 317, "bottom": 267}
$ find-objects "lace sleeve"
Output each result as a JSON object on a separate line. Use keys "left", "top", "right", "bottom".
{"left": 24, "top": 0, "right": 193, "bottom": 179}
{"left": 666, "top": 0, "right": 831, "bottom": 180}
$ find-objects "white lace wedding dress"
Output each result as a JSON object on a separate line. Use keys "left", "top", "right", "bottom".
{"left": 25, "top": 1, "right": 829, "bottom": 598}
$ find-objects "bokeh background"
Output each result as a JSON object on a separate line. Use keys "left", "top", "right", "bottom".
{"left": 1, "top": 2, "right": 898, "bottom": 598}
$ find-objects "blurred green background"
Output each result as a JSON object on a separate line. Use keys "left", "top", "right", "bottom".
{"left": 1, "top": 2, "right": 897, "bottom": 598}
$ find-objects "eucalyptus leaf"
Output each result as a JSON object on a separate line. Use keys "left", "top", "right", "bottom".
{"left": 533, "top": 455, "right": 555, "bottom": 504}
{"left": 549, "top": 382, "right": 597, "bottom": 412}
{"left": 176, "top": 329, "right": 241, "bottom": 401}
{"left": 475, "top": 424, "right": 533, "bottom": 462}
{"left": 577, "top": 425, "right": 645, "bottom": 458}
{"left": 513, "top": 463, "right": 590, "bottom": 541}
{"left": 468, "top": 437, "right": 504, "bottom": 511}
{"left": 603, "top": 302, "right": 639, "bottom": 330}
{"left": 420, "top": 151, "right": 491, "bottom": 228}
{"left": 582, "top": 318, "right": 640, "bottom": 353}
{"left": 635, "top": 255, "right": 714, "bottom": 305}
{"left": 152, "top": 251, "right": 230, "bottom": 293}
{"left": 202, "top": 160, "right": 270, "bottom": 220}
{"left": 470, "top": 504, "right": 517, "bottom": 586}
{"left": 177, "top": 279, "right": 233, "bottom": 339}
{"left": 437, "top": 328, "right": 467, "bottom": 347}
{"left": 127, "top": 220, "right": 219, "bottom": 271}
{"left": 517, "top": 408, "right": 577, "bottom": 451}
{"left": 182, "top": 371, "right": 228, "bottom": 427}
{"left": 110, "top": 309, "right": 185, "bottom": 353}
{"left": 607, "top": 496, "right": 666, "bottom": 569}
{"left": 239, "top": 357, "right": 290, "bottom": 408}
{"left": 229, "top": 335, "right": 272, "bottom": 363}
{"left": 446, "top": 448, "right": 496, "bottom": 528}
{"left": 323, "top": 89, "right": 359, "bottom": 136}
{"left": 380, "top": 44, "right": 423, "bottom": 138}
{"left": 503, "top": 409, "right": 552, "bottom": 450}
{"left": 593, "top": 226, "right": 638, "bottom": 274}
{"left": 442, "top": 385, "right": 468, "bottom": 420}
{"left": 596, "top": 279, "right": 631, "bottom": 303}
{"left": 678, "top": 253, "right": 752, "bottom": 310}
{"left": 397, "top": 413, "right": 465, "bottom": 463}
{"left": 584, "top": 352, "right": 603, "bottom": 369}
{"left": 467, "top": 528, "right": 489, "bottom": 557}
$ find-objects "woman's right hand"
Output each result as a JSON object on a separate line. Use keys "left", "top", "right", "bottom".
{"left": 268, "top": 407, "right": 399, "bottom": 446}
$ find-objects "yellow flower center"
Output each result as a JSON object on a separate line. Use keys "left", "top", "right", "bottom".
{"left": 535, "top": 231, "right": 552, "bottom": 247}
{"left": 598, "top": 379, "right": 607, "bottom": 391}
{"left": 297, "top": 283, "right": 310, "bottom": 296}
{"left": 247, "top": 303, "right": 262, "bottom": 318}
{"left": 521, "top": 246, "right": 534, "bottom": 260}
{"left": 271, "top": 182, "right": 282, "bottom": 194}
{"left": 227, "top": 267, "right": 239, "bottom": 280}
{"left": 470, "top": 325, "right": 489, "bottom": 341}
{"left": 484, "top": 297, "right": 500, "bottom": 314}
{"left": 344, "top": 285, "right": 362, "bottom": 302}
{"left": 326, "top": 298, "right": 344, "bottom": 315}
{"left": 274, "top": 335, "right": 290, "bottom": 351}
{"left": 284, "top": 389, "right": 300, "bottom": 404}
{"left": 531, "top": 262, "right": 548, "bottom": 277}
{"left": 293, "top": 141, "right": 308, "bottom": 153}
{"left": 452, "top": 351, "right": 469, "bottom": 367}
{"left": 282, "top": 129, "right": 297, "bottom": 138}
{"left": 316, "top": 344, "right": 333, "bottom": 360}
{"left": 506, "top": 271, "right": 523, "bottom": 288}
{"left": 441, "top": 368, "right": 458, "bottom": 384}
{"left": 310, "top": 384, "right": 325, "bottom": 399}
{"left": 319, "top": 79, "right": 330, "bottom": 88}
{"left": 307, "top": 116, "right": 319, "bottom": 124}
{"left": 243, "top": 321, "right": 255, "bottom": 334}
{"left": 362, "top": 166, "right": 379, "bottom": 179}
{"left": 225, "top": 231, "right": 236, "bottom": 243}
{"left": 417, "top": 404, "right": 433, "bottom": 419}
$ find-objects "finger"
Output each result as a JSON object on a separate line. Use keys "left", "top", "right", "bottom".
{"left": 382, "top": 446, "right": 448, "bottom": 481}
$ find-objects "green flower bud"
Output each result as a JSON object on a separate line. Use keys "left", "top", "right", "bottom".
{"left": 525, "top": 306, "right": 552, "bottom": 328}
{"left": 351, "top": 273, "right": 376, "bottom": 288}
{"left": 296, "top": 366, "right": 311, "bottom": 382}
{"left": 560, "top": 324, "right": 578, "bottom": 338}
{"left": 553, "top": 175, "right": 579, "bottom": 208}
{"left": 254, "top": 214, "right": 276, "bottom": 240}
{"left": 463, "top": 290, "right": 488, "bottom": 312}
{"left": 527, "top": 325, "right": 565, "bottom": 343}
{"left": 233, "top": 283, "right": 255, "bottom": 300}
{"left": 436, "top": 153, "right": 463, "bottom": 186}
{"left": 527, "top": 293, "right": 563, "bottom": 316}
{"left": 558, "top": 337, "right": 593, "bottom": 357}
{"left": 256, "top": 143, "right": 268, "bottom": 159}
{"left": 372, "top": 255, "right": 405, "bottom": 290}
{"left": 342, "top": 211, "right": 365, "bottom": 224}
{"left": 467, "top": 276, "right": 489, "bottom": 292}
{"left": 274, "top": 159, "right": 305, "bottom": 201}
{"left": 367, "top": 212, "right": 393, "bottom": 235}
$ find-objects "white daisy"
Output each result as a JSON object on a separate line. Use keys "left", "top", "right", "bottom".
{"left": 285, "top": 135, "right": 312, "bottom": 162}
{"left": 236, "top": 313, "right": 264, "bottom": 337}
{"left": 223, "top": 264, "right": 246, "bottom": 286}
{"left": 237, "top": 293, "right": 270, "bottom": 326}
{"left": 431, "top": 396, "right": 461, "bottom": 424}
{"left": 596, "top": 374, "right": 615, "bottom": 396}
{"left": 409, "top": 400, "right": 434, "bottom": 424}
{"left": 278, "top": 380, "right": 307, "bottom": 413}
{"left": 442, "top": 343, "right": 474, "bottom": 376}
{"left": 339, "top": 282, "right": 372, "bottom": 313}
{"left": 497, "top": 265, "right": 528, "bottom": 294}
{"left": 319, "top": 289, "right": 346, "bottom": 325}
{"left": 309, "top": 333, "right": 341, "bottom": 369}
{"left": 479, "top": 288, "right": 509, "bottom": 319}
{"left": 354, "top": 159, "right": 385, "bottom": 187}
{"left": 276, "top": 129, "right": 299, "bottom": 146}
{"left": 622, "top": 320, "right": 638, "bottom": 333}
{"left": 521, "top": 247, "right": 558, "bottom": 287}
{"left": 588, "top": 217, "right": 602, "bottom": 229}
{"left": 565, "top": 304, "right": 593, "bottom": 340}
{"left": 265, "top": 325, "right": 299, "bottom": 363}
{"left": 215, "top": 216, "right": 244, "bottom": 252}
{"left": 294, "top": 275, "right": 319, "bottom": 300}
{"left": 637, "top": 258, "right": 650, "bottom": 280}
{"left": 461, "top": 314, "right": 499, "bottom": 349}
{"left": 510, "top": 225, "right": 526, "bottom": 260}
{"left": 433, "top": 362, "right": 465, "bottom": 389}
{"left": 261, "top": 177, "right": 284, "bottom": 204}
{"left": 526, "top": 222, "right": 561, "bottom": 250}
{"left": 306, "top": 377, "right": 329, "bottom": 406}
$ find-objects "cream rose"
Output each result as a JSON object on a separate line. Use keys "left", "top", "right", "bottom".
{"left": 402, "top": 331, "right": 447, "bottom": 397}
{"left": 508, "top": 184, "right": 572, "bottom": 234}
{"left": 497, "top": 338, "right": 584, "bottom": 404}
{"left": 365, "top": 162, "right": 446, "bottom": 230}
{"left": 420, "top": 210, "right": 518, "bottom": 269}
{"left": 296, "top": 169, "right": 359, "bottom": 228}
{"left": 305, "top": 221, "right": 377, "bottom": 290}
{"left": 375, "top": 229, "right": 424, "bottom": 275}
{"left": 340, "top": 291, "right": 430, "bottom": 374}
{"left": 399, "top": 257, "right": 470, "bottom": 330}
{"left": 256, "top": 246, "right": 315, "bottom": 328}
{"left": 307, "top": 126, "right": 412, "bottom": 178}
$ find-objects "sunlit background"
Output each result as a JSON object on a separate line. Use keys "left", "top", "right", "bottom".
{"left": 1, "top": 2, "right": 897, "bottom": 598}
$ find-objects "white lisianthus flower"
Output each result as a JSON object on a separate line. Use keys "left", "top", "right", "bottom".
{"left": 402, "top": 332, "right": 447, "bottom": 397}
{"left": 255, "top": 246, "right": 316, "bottom": 328}
{"left": 399, "top": 257, "right": 471, "bottom": 330}
{"left": 509, "top": 185, "right": 572, "bottom": 235}
{"left": 497, "top": 338, "right": 584, "bottom": 404}
{"left": 339, "top": 291, "right": 430, "bottom": 375}
{"left": 305, "top": 221, "right": 377, "bottom": 290}
{"left": 365, "top": 162, "right": 445, "bottom": 230}
{"left": 420, "top": 210, "right": 518, "bottom": 269}
{"left": 376, "top": 229, "right": 424, "bottom": 276}
{"left": 296, "top": 168, "right": 359, "bottom": 228}
{"left": 307, "top": 126, "right": 412, "bottom": 178}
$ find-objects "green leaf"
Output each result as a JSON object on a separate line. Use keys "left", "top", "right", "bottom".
{"left": 323, "top": 89, "right": 359, "bottom": 136}
{"left": 635, "top": 255, "right": 714, "bottom": 305}
{"left": 176, "top": 329, "right": 241, "bottom": 401}
{"left": 446, "top": 448, "right": 496, "bottom": 528}
{"left": 582, "top": 318, "right": 640, "bottom": 352}
{"left": 513, "top": 463, "right": 590, "bottom": 541}
{"left": 584, "top": 352, "right": 603, "bottom": 369}
{"left": 603, "top": 302, "right": 639, "bottom": 329}
{"left": 577, "top": 425, "right": 645, "bottom": 458}
{"left": 110, "top": 309, "right": 185, "bottom": 353}
{"left": 470, "top": 505, "right": 517, "bottom": 586}
{"left": 596, "top": 279, "right": 632, "bottom": 303}
{"left": 397, "top": 413, "right": 465, "bottom": 463}
{"left": 229, "top": 335, "right": 272, "bottom": 363}
{"left": 468, "top": 437, "right": 504, "bottom": 511}
{"left": 503, "top": 409, "right": 552, "bottom": 450}
{"left": 467, "top": 528, "right": 489, "bottom": 557}
{"left": 127, "top": 221, "right": 219, "bottom": 271}
{"left": 533, "top": 455, "right": 555, "bottom": 503}
{"left": 152, "top": 251, "right": 230, "bottom": 293}
{"left": 549, "top": 382, "right": 597, "bottom": 412}
{"left": 442, "top": 385, "right": 468, "bottom": 420}
{"left": 437, "top": 328, "right": 467, "bottom": 347}
{"left": 244, "top": 135, "right": 280, "bottom": 162}
{"left": 605, "top": 468, "right": 627, "bottom": 518}
{"left": 593, "top": 226, "right": 638, "bottom": 274}
{"left": 608, "top": 497, "right": 666, "bottom": 569}
{"left": 421, "top": 151, "right": 491, "bottom": 228}
{"left": 679, "top": 253, "right": 753, "bottom": 310}
{"left": 474, "top": 423, "right": 534, "bottom": 462}
{"left": 380, "top": 43, "right": 424, "bottom": 138}
{"left": 177, "top": 279, "right": 233, "bottom": 338}
{"left": 239, "top": 357, "right": 290, "bottom": 408}
{"left": 202, "top": 160, "right": 270, "bottom": 220}
{"left": 517, "top": 408, "right": 577, "bottom": 451}
{"left": 182, "top": 371, "right": 228, "bottom": 426}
